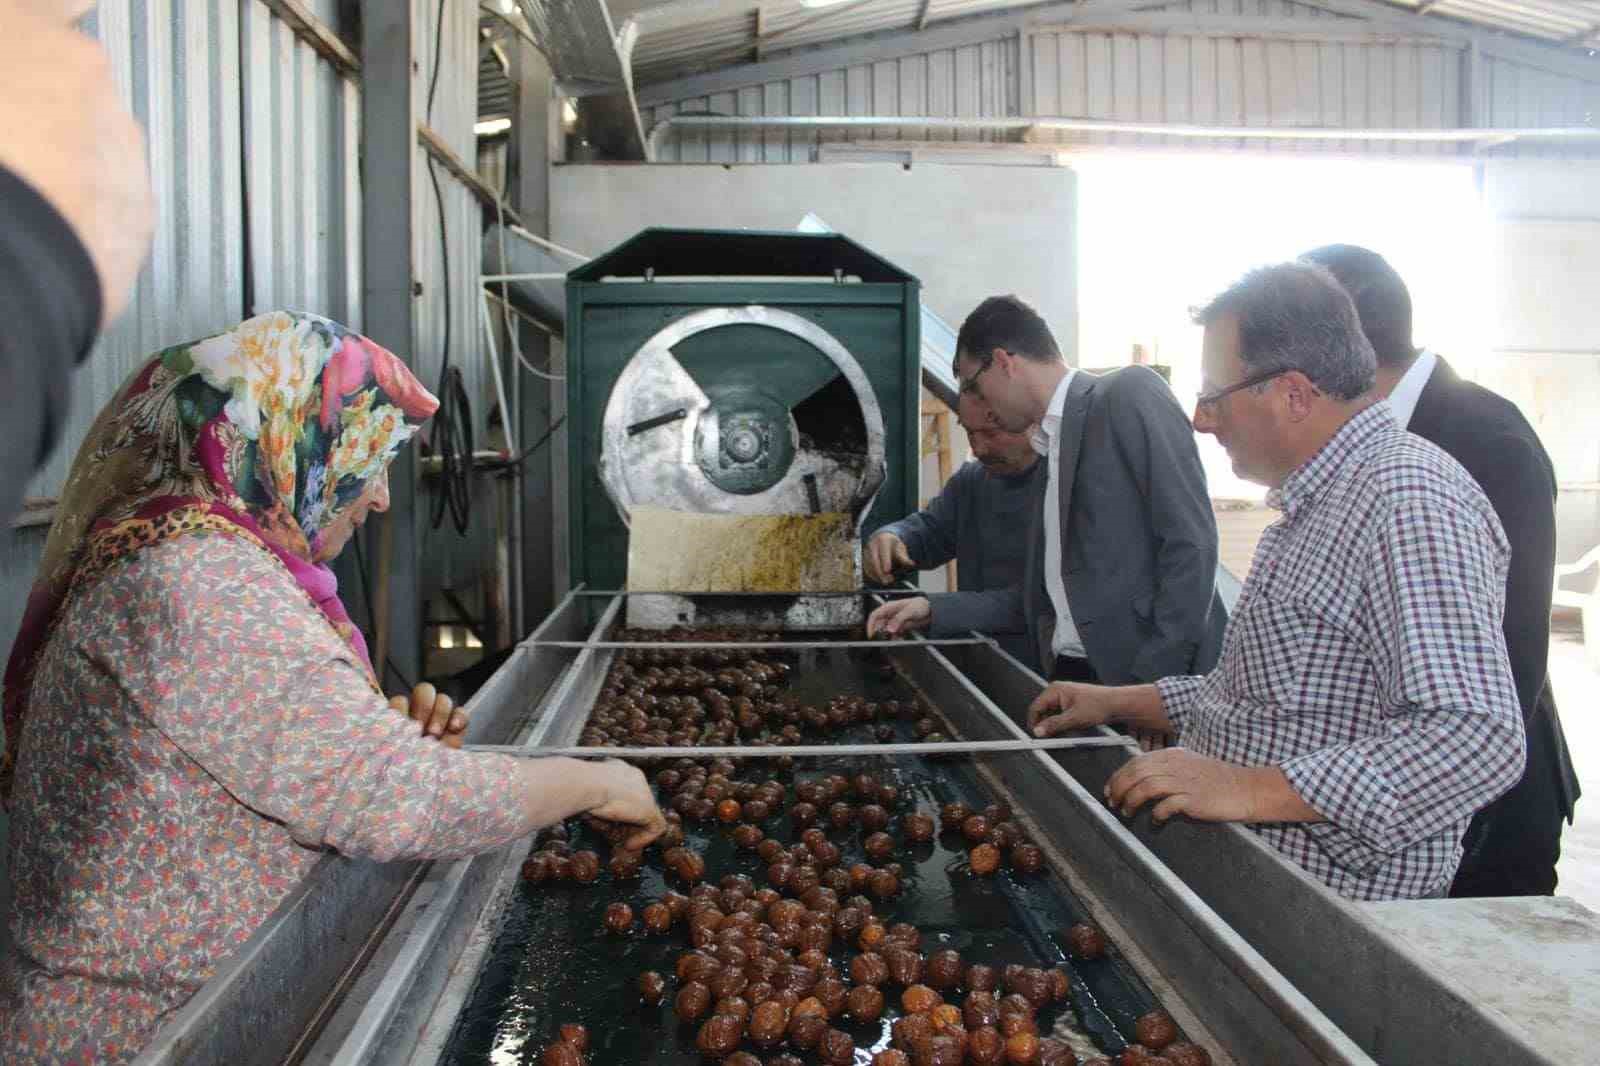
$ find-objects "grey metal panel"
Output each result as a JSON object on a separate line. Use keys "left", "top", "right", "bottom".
{"left": 649, "top": 37, "right": 1020, "bottom": 161}
{"left": 643, "top": 4, "right": 1595, "bottom": 161}
{"left": 1485, "top": 53, "right": 1600, "bottom": 156}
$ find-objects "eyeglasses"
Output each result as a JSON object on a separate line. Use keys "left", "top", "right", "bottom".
{"left": 1195, "top": 367, "right": 1292, "bottom": 407}
{"left": 957, "top": 359, "right": 994, "bottom": 396}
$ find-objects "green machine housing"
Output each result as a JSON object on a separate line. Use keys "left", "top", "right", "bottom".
{"left": 565, "top": 228, "right": 923, "bottom": 593}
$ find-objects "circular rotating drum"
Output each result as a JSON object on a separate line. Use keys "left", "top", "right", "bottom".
{"left": 600, "top": 306, "right": 888, "bottom": 527}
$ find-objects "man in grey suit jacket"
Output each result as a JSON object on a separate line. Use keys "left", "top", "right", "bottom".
{"left": 869, "top": 295, "right": 1227, "bottom": 685}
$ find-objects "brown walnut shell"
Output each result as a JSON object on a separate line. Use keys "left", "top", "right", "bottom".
{"left": 1134, "top": 1010, "right": 1178, "bottom": 1050}
{"left": 637, "top": 970, "right": 667, "bottom": 1004}
{"left": 747, "top": 1000, "right": 789, "bottom": 1048}
{"left": 673, "top": 981, "right": 712, "bottom": 1021}
{"left": 968, "top": 1026, "right": 1006, "bottom": 1065}
{"left": 558, "top": 1023, "right": 589, "bottom": 1051}
{"left": 694, "top": 1014, "right": 744, "bottom": 1057}
{"left": 602, "top": 902, "right": 633, "bottom": 933}
{"left": 813, "top": 976, "right": 849, "bottom": 1016}
{"left": 970, "top": 843, "right": 1002, "bottom": 875}
{"left": 901, "top": 983, "right": 942, "bottom": 1014}
{"left": 1163, "top": 1043, "right": 1212, "bottom": 1066}
{"left": 539, "top": 1043, "right": 582, "bottom": 1066}
{"left": 787, "top": 1012, "right": 827, "bottom": 1050}
{"left": 818, "top": 1028, "right": 856, "bottom": 1065}
{"left": 966, "top": 963, "right": 999, "bottom": 992}
{"left": 1067, "top": 922, "right": 1108, "bottom": 960}
{"left": 965, "top": 990, "right": 1001, "bottom": 1029}
{"left": 902, "top": 813, "right": 936, "bottom": 844}
{"left": 1038, "top": 1038, "right": 1078, "bottom": 1066}
{"left": 1006, "top": 1031, "right": 1042, "bottom": 1065}
{"left": 845, "top": 983, "right": 885, "bottom": 1021}
{"left": 569, "top": 851, "right": 601, "bottom": 883}
{"left": 884, "top": 945, "right": 924, "bottom": 985}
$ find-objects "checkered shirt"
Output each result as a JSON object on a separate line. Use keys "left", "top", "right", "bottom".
{"left": 1157, "top": 404, "right": 1525, "bottom": 901}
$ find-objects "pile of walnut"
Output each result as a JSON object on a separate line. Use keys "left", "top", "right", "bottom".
{"left": 528, "top": 635, "right": 1211, "bottom": 1066}
{"left": 579, "top": 629, "right": 938, "bottom": 751}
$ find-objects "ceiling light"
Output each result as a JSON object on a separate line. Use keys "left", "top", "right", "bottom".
{"left": 475, "top": 117, "right": 512, "bottom": 136}
{"left": 798, "top": 0, "right": 855, "bottom": 8}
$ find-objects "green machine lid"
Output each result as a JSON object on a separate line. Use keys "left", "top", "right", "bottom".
{"left": 567, "top": 228, "right": 917, "bottom": 283}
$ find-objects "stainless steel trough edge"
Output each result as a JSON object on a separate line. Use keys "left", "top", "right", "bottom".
{"left": 130, "top": 590, "right": 601, "bottom": 1066}
{"left": 937, "top": 640, "right": 1555, "bottom": 1066}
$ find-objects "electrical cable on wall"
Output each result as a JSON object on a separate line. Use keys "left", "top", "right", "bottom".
{"left": 427, "top": 0, "right": 472, "bottom": 534}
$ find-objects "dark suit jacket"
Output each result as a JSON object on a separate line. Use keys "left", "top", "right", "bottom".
{"left": 929, "top": 367, "right": 1227, "bottom": 683}
{"left": 873, "top": 459, "right": 1041, "bottom": 667}
{"left": 1408, "top": 356, "right": 1580, "bottom": 825}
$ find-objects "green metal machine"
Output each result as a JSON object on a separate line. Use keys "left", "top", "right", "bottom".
{"left": 565, "top": 228, "right": 922, "bottom": 613}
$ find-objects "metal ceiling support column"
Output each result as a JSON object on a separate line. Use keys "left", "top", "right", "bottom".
{"left": 361, "top": 0, "right": 422, "bottom": 689}
{"left": 512, "top": 37, "right": 558, "bottom": 635}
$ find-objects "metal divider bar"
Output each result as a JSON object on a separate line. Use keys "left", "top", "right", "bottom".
{"left": 527, "top": 637, "right": 994, "bottom": 649}
{"left": 464, "top": 736, "right": 1133, "bottom": 758}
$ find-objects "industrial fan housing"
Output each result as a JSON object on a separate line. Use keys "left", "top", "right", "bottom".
{"left": 565, "top": 229, "right": 921, "bottom": 624}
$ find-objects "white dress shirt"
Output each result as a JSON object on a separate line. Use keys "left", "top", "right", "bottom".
{"left": 1029, "top": 369, "right": 1085, "bottom": 659}
{"left": 1384, "top": 348, "right": 1436, "bottom": 429}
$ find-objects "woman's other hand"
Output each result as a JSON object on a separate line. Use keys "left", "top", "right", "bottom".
{"left": 389, "top": 682, "right": 468, "bottom": 749}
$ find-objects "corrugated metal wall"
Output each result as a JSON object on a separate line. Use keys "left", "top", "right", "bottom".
{"left": 647, "top": 37, "right": 1021, "bottom": 162}
{"left": 645, "top": 1, "right": 1599, "bottom": 161}
{"left": 1, "top": 0, "right": 362, "bottom": 656}
{"left": 241, "top": 0, "right": 362, "bottom": 323}
{"left": 413, "top": 0, "right": 501, "bottom": 617}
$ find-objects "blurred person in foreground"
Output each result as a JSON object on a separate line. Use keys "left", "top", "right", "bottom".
{"left": 0, "top": 0, "right": 155, "bottom": 524}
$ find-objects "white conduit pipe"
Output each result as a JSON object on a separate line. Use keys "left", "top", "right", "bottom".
{"left": 645, "top": 113, "right": 1600, "bottom": 160}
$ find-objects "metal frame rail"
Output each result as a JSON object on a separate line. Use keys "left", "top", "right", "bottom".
{"left": 286, "top": 592, "right": 1373, "bottom": 1066}
{"left": 137, "top": 589, "right": 1560, "bottom": 1065}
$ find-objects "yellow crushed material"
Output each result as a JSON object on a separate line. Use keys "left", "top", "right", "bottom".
{"left": 627, "top": 507, "right": 856, "bottom": 592}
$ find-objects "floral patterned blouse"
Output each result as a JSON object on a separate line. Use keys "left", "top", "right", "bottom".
{"left": 0, "top": 533, "right": 528, "bottom": 1063}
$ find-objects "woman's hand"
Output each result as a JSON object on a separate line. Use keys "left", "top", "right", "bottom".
{"left": 586, "top": 760, "right": 668, "bottom": 851}
{"left": 389, "top": 682, "right": 468, "bottom": 749}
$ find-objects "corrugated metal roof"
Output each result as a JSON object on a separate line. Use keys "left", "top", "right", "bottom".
{"left": 626, "top": 0, "right": 1599, "bottom": 88}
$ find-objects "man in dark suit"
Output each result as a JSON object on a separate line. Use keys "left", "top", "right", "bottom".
{"left": 864, "top": 393, "right": 1043, "bottom": 669}
{"left": 1304, "top": 244, "right": 1580, "bottom": 897}
{"left": 868, "top": 295, "right": 1226, "bottom": 686}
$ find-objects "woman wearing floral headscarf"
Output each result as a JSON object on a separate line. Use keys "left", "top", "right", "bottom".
{"left": 0, "top": 312, "right": 662, "bottom": 1063}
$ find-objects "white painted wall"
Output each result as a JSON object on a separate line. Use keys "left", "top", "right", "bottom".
{"left": 1476, "top": 160, "right": 1600, "bottom": 570}
{"left": 551, "top": 162, "right": 1080, "bottom": 362}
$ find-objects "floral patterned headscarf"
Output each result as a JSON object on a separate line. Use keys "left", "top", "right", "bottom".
{"left": 2, "top": 311, "right": 437, "bottom": 800}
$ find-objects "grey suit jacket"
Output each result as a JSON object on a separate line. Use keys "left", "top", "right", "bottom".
{"left": 928, "top": 367, "right": 1227, "bottom": 683}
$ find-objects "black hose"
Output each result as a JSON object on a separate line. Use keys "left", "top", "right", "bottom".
{"left": 430, "top": 364, "right": 474, "bottom": 533}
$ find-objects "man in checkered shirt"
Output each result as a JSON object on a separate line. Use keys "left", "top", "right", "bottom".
{"left": 1031, "top": 262, "right": 1526, "bottom": 901}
